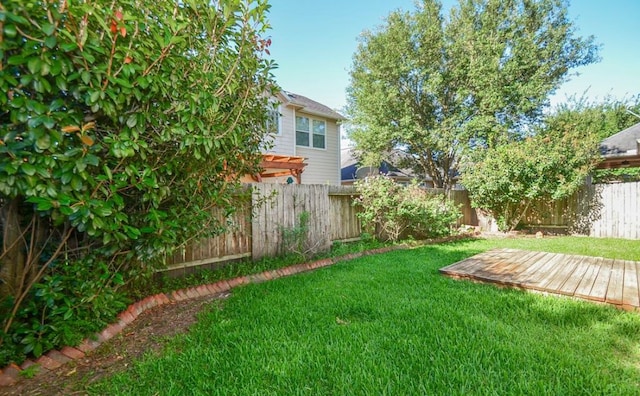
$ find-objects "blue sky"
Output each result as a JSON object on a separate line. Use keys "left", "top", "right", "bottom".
{"left": 267, "top": 0, "right": 640, "bottom": 112}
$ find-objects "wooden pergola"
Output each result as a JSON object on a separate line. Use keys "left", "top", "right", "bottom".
{"left": 253, "top": 154, "right": 307, "bottom": 184}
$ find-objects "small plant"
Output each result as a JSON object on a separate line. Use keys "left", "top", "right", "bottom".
{"left": 280, "top": 211, "right": 320, "bottom": 260}
{"left": 18, "top": 364, "right": 40, "bottom": 379}
{"left": 0, "top": 258, "right": 129, "bottom": 367}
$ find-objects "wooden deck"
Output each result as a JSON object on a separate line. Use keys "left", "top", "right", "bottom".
{"left": 440, "top": 249, "right": 640, "bottom": 311}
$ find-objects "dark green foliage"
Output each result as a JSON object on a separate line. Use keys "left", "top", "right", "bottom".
{"left": 347, "top": 0, "right": 598, "bottom": 189}
{"left": 0, "top": 0, "right": 274, "bottom": 363}
{"left": 0, "top": 258, "right": 129, "bottom": 365}
{"left": 461, "top": 128, "right": 600, "bottom": 231}
{"left": 354, "top": 176, "right": 460, "bottom": 241}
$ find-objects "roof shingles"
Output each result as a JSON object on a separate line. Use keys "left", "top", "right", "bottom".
{"left": 282, "top": 91, "right": 345, "bottom": 121}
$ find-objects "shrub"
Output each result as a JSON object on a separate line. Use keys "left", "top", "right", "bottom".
{"left": 1, "top": 0, "right": 274, "bottom": 364}
{"left": 0, "top": 258, "right": 129, "bottom": 365}
{"left": 461, "top": 130, "right": 600, "bottom": 231}
{"left": 280, "top": 211, "right": 315, "bottom": 260}
{"left": 354, "top": 176, "right": 460, "bottom": 242}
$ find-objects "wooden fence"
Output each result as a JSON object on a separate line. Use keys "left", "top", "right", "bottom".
{"left": 163, "top": 181, "right": 640, "bottom": 276}
{"left": 163, "top": 184, "right": 475, "bottom": 275}
{"left": 522, "top": 181, "right": 640, "bottom": 239}
{"left": 163, "top": 197, "right": 253, "bottom": 273}
{"left": 251, "top": 184, "right": 333, "bottom": 259}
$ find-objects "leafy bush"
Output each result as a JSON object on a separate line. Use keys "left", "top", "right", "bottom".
{"left": 0, "top": 258, "right": 129, "bottom": 366}
{"left": 1, "top": 0, "right": 274, "bottom": 364}
{"left": 461, "top": 129, "right": 600, "bottom": 231}
{"left": 354, "top": 176, "right": 460, "bottom": 242}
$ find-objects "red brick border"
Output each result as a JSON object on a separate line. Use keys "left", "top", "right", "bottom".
{"left": 1, "top": 238, "right": 465, "bottom": 388}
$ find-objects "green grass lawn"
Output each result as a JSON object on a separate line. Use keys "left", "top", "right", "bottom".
{"left": 90, "top": 237, "right": 640, "bottom": 395}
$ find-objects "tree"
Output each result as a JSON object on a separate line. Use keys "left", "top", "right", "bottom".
{"left": 545, "top": 95, "right": 640, "bottom": 183}
{"left": 347, "top": 0, "right": 598, "bottom": 190}
{"left": 547, "top": 94, "right": 640, "bottom": 141}
{"left": 460, "top": 127, "right": 601, "bottom": 231}
{"left": 0, "top": 0, "right": 275, "bottom": 357}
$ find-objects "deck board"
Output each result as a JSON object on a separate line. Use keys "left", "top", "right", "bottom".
{"left": 622, "top": 260, "right": 640, "bottom": 308}
{"left": 440, "top": 249, "right": 640, "bottom": 311}
{"left": 573, "top": 257, "right": 604, "bottom": 299}
{"left": 605, "top": 259, "right": 625, "bottom": 305}
{"left": 558, "top": 256, "right": 592, "bottom": 296}
{"left": 590, "top": 259, "right": 613, "bottom": 301}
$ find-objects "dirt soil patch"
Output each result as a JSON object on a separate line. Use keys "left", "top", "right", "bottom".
{"left": 1, "top": 292, "right": 229, "bottom": 396}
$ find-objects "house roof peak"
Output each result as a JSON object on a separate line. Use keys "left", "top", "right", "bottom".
{"left": 279, "top": 90, "right": 346, "bottom": 121}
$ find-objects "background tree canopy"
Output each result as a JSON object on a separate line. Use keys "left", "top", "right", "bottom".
{"left": 347, "top": 0, "right": 598, "bottom": 190}
{"left": 0, "top": 0, "right": 275, "bottom": 364}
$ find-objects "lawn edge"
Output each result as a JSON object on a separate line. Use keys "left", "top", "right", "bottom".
{"left": 0, "top": 234, "right": 476, "bottom": 387}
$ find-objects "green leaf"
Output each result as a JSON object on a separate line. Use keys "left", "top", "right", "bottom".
{"left": 85, "top": 154, "right": 100, "bottom": 166}
{"left": 6, "top": 13, "right": 28, "bottom": 24}
{"left": 7, "top": 54, "right": 24, "bottom": 65}
{"left": 81, "top": 71, "right": 91, "bottom": 85}
{"left": 60, "top": 42, "right": 78, "bottom": 52}
{"left": 3, "top": 24, "right": 17, "bottom": 38}
{"left": 40, "top": 62, "right": 51, "bottom": 76}
{"left": 21, "top": 163, "right": 36, "bottom": 176}
{"left": 42, "top": 22, "right": 55, "bottom": 36}
{"left": 46, "top": 185, "right": 57, "bottom": 197}
{"left": 126, "top": 114, "right": 137, "bottom": 128}
{"left": 27, "top": 57, "right": 42, "bottom": 74}
{"left": 61, "top": 172, "right": 72, "bottom": 184}
{"left": 90, "top": 90, "right": 100, "bottom": 103}
{"left": 55, "top": 76, "right": 68, "bottom": 91}
{"left": 75, "top": 159, "right": 87, "bottom": 172}
{"left": 103, "top": 165, "right": 113, "bottom": 180}
{"left": 33, "top": 343, "right": 43, "bottom": 358}
{"left": 44, "top": 36, "right": 57, "bottom": 49}
{"left": 70, "top": 176, "right": 83, "bottom": 191}
{"left": 36, "top": 135, "right": 51, "bottom": 150}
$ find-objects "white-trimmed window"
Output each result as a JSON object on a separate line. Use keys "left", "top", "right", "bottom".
{"left": 266, "top": 106, "right": 281, "bottom": 135}
{"left": 296, "top": 116, "right": 326, "bottom": 149}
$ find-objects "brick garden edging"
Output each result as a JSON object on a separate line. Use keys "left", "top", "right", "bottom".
{"left": 0, "top": 245, "right": 410, "bottom": 387}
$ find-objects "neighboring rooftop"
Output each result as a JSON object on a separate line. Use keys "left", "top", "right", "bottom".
{"left": 340, "top": 147, "right": 416, "bottom": 182}
{"left": 600, "top": 122, "right": 640, "bottom": 157}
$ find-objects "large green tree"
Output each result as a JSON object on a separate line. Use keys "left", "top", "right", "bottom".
{"left": 347, "top": 0, "right": 598, "bottom": 190}
{"left": 0, "top": 0, "right": 274, "bottom": 357}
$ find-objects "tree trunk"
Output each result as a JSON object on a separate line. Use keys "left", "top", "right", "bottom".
{"left": 0, "top": 197, "right": 27, "bottom": 301}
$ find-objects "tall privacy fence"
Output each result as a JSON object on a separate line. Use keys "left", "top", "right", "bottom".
{"left": 163, "top": 181, "right": 640, "bottom": 276}
{"left": 520, "top": 181, "right": 640, "bottom": 240}
{"left": 163, "top": 184, "right": 473, "bottom": 276}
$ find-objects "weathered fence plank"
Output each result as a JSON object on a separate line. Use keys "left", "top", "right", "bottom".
{"left": 329, "top": 186, "right": 361, "bottom": 242}
{"left": 163, "top": 199, "right": 252, "bottom": 275}
{"left": 251, "top": 184, "right": 332, "bottom": 260}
